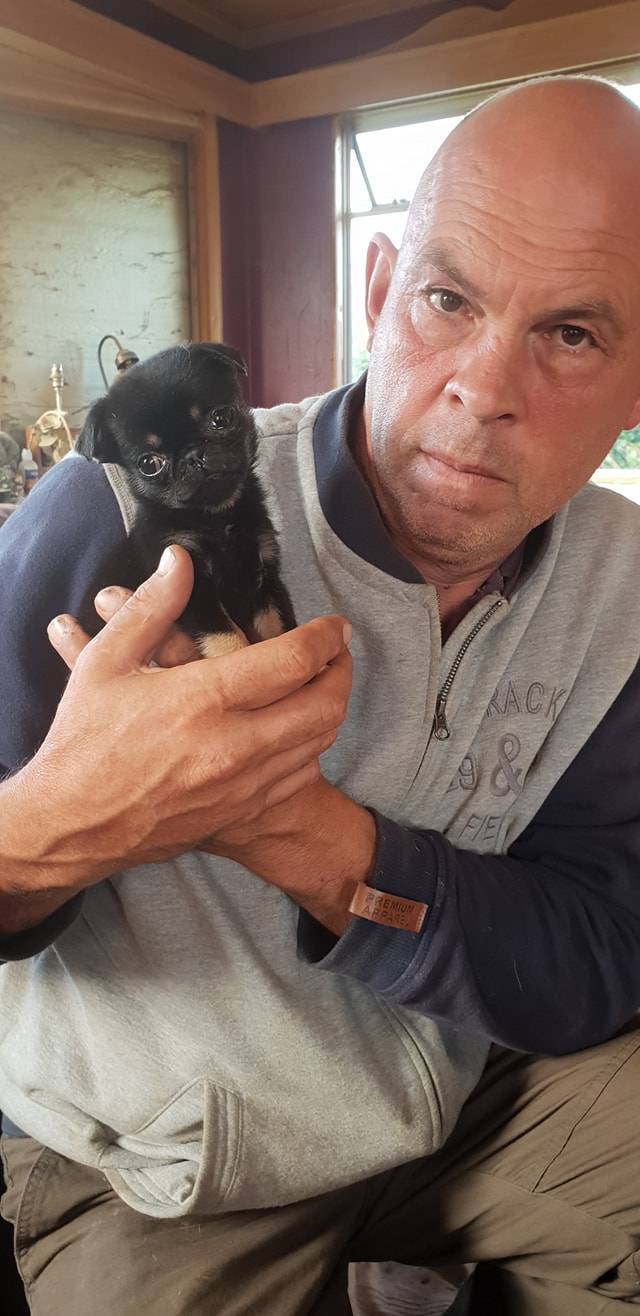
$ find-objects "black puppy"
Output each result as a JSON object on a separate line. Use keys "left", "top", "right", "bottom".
{"left": 75, "top": 342, "right": 296, "bottom": 657}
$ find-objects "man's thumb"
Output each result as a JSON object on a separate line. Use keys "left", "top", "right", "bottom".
{"left": 88, "top": 545, "right": 195, "bottom": 673}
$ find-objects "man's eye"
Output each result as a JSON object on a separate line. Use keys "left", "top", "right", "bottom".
{"left": 208, "top": 406, "right": 237, "bottom": 431}
{"left": 427, "top": 288, "right": 466, "bottom": 314}
{"left": 557, "top": 325, "right": 594, "bottom": 349}
{"left": 136, "top": 453, "right": 168, "bottom": 478}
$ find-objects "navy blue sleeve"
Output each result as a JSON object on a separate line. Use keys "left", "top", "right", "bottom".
{"left": 0, "top": 456, "right": 128, "bottom": 959}
{"left": 299, "top": 660, "right": 640, "bottom": 1054}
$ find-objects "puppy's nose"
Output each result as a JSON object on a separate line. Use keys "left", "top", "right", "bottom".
{"left": 186, "top": 450, "right": 206, "bottom": 471}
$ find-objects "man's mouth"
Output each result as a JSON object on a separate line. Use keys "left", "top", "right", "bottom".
{"left": 419, "top": 450, "right": 507, "bottom": 482}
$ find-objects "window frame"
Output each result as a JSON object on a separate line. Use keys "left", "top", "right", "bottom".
{"left": 336, "top": 62, "right": 640, "bottom": 388}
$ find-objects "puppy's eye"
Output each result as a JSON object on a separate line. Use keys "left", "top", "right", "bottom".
{"left": 136, "top": 453, "right": 169, "bottom": 478}
{"left": 208, "top": 406, "right": 237, "bottom": 431}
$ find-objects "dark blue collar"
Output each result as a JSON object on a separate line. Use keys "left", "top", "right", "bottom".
{"left": 312, "top": 377, "right": 423, "bottom": 584}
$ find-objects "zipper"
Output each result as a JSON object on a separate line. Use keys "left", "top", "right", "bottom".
{"left": 432, "top": 598, "right": 506, "bottom": 741}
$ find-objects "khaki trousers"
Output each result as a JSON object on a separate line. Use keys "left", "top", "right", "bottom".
{"left": 3, "top": 1021, "right": 640, "bottom": 1315}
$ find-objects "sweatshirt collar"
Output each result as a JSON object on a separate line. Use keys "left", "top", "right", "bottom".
{"left": 312, "top": 376, "right": 423, "bottom": 584}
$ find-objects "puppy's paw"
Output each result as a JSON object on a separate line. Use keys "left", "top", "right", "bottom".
{"left": 198, "top": 629, "right": 249, "bottom": 659}
{"left": 252, "top": 607, "right": 286, "bottom": 641}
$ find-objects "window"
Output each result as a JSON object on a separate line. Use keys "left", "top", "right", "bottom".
{"left": 338, "top": 77, "right": 640, "bottom": 502}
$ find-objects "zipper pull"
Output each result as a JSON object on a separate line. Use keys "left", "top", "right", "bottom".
{"left": 433, "top": 694, "right": 450, "bottom": 741}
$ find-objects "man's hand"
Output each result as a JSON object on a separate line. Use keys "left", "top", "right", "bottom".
{"left": 0, "top": 546, "right": 351, "bottom": 934}
{"left": 81, "top": 562, "right": 375, "bottom": 936}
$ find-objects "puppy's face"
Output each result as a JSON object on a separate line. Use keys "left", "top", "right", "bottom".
{"left": 78, "top": 343, "right": 255, "bottom": 511}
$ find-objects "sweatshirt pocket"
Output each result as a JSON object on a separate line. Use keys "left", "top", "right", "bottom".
{"left": 98, "top": 1077, "right": 243, "bottom": 1218}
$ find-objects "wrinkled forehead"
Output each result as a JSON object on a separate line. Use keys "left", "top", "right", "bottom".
{"left": 399, "top": 150, "right": 640, "bottom": 319}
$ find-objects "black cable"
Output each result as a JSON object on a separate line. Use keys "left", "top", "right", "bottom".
{"left": 97, "top": 335, "right": 120, "bottom": 390}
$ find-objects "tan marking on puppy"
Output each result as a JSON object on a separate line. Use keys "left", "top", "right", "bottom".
{"left": 214, "top": 490, "right": 241, "bottom": 511}
{"left": 189, "top": 405, "right": 201, "bottom": 420}
{"left": 146, "top": 433, "right": 162, "bottom": 449}
{"left": 253, "top": 607, "right": 285, "bottom": 641}
{"left": 198, "top": 630, "right": 249, "bottom": 659}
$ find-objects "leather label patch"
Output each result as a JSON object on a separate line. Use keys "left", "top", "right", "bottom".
{"left": 349, "top": 884, "right": 428, "bottom": 933}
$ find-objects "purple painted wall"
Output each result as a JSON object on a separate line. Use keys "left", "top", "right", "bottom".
{"left": 219, "top": 117, "right": 336, "bottom": 408}
{"left": 217, "top": 121, "right": 255, "bottom": 381}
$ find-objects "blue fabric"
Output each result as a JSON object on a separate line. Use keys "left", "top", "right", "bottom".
{"left": 299, "top": 659, "right": 640, "bottom": 1053}
{"left": 0, "top": 457, "right": 126, "bottom": 962}
{"left": 0, "top": 456, "right": 127, "bottom": 770}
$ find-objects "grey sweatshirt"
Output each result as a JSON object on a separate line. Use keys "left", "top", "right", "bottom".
{"left": 1, "top": 385, "right": 640, "bottom": 1218}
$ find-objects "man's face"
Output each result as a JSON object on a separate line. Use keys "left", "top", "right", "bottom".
{"left": 363, "top": 140, "right": 640, "bottom": 575}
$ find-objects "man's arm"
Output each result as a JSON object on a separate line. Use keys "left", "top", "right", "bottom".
{"left": 0, "top": 584, "right": 349, "bottom": 943}
{"left": 0, "top": 767, "right": 87, "bottom": 948}
{"left": 0, "top": 457, "right": 122, "bottom": 948}
{"left": 214, "top": 661, "right": 640, "bottom": 1056}
{"left": 0, "top": 463, "right": 351, "bottom": 951}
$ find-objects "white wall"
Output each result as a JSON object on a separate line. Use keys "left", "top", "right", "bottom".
{"left": 0, "top": 110, "right": 191, "bottom": 438}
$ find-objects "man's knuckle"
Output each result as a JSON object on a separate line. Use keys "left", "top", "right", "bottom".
{"left": 183, "top": 739, "right": 237, "bottom": 792}
{"left": 70, "top": 645, "right": 93, "bottom": 680}
{"left": 203, "top": 683, "right": 226, "bottom": 718}
{"left": 211, "top": 746, "right": 240, "bottom": 783}
{"left": 180, "top": 757, "right": 203, "bottom": 796}
{"left": 203, "top": 666, "right": 233, "bottom": 711}
{"left": 317, "top": 695, "right": 343, "bottom": 731}
{"left": 243, "top": 784, "right": 267, "bottom": 814}
{"left": 337, "top": 689, "right": 351, "bottom": 718}
{"left": 127, "top": 580, "right": 155, "bottom": 613}
{"left": 280, "top": 640, "right": 311, "bottom": 684}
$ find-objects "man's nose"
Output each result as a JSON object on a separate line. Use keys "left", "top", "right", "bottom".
{"left": 444, "top": 337, "right": 525, "bottom": 423}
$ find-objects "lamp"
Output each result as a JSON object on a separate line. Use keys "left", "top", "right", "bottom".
{"left": 29, "top": 364, "right": 73, "bottom": 463}
{"left": 97, "top": 335, "right": 140, "bottom": 389}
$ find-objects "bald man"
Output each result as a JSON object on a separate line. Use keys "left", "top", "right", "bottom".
{"left": 2, "top": 75, "right": 640, "bottom": 1315}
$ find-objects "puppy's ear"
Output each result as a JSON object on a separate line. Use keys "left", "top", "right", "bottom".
{"left": 197, "top": 342, "right": 248, "bottom": 377}
{"left": 75, "top": 399, "right": 120, "bottom": 463}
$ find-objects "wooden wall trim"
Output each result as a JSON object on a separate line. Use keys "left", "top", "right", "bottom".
{"left": 0, "top": 3, "right": 226, "bottom": 346}
{"left": 3, "top": 0, "right": 640, "bottom": 131}
{"left": 0, "top": 41, "right": 200, "bottom": 138}
{"left": 252, "top": 0, "right": 640, "bottom": 124}
{"left": 3, "top": 0, "right": 640, "bottom": 133}
{"left": 189, "top": 116, "right": 224, "bottom": 341}
{"left": 0, "top": 0, "right": 250, "bottom": 124}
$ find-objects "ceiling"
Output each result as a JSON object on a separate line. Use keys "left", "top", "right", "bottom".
{"left": 148, "top": 0, "right": 460, "bottom": 42}
{"left": 75, "top": 0, "right": 516, "bottom": 79}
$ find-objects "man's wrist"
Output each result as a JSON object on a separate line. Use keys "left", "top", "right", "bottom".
{"left": 285, "top": 781, "right": 376, "bottom": 934}
{"left": 218, "top": 779, "right": 377, "bottom": 935}
{"left": 0, "top": 767, "right": 93, "bottom": 935}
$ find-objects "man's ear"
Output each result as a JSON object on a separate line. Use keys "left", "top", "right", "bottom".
{"left": 365, "top": 232, "right": 398, "bottom": 350}
{"left": 196, "top": 342, "right": 248, "bottom": 377}
{"left": 75, "top": 399, "right": 120, "bottom": 462}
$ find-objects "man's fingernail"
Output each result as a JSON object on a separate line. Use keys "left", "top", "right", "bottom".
{"left": 157, "top": 547, "right": 175, "bottom": 576}
{"left": 95, "top": 587, "right": 119, "bottom": 610}
{"left": 343, "top": 623, "right": 353, "bottom": 646}
{"left": 48, "top": 615, "right": 69, "bottom": 637}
